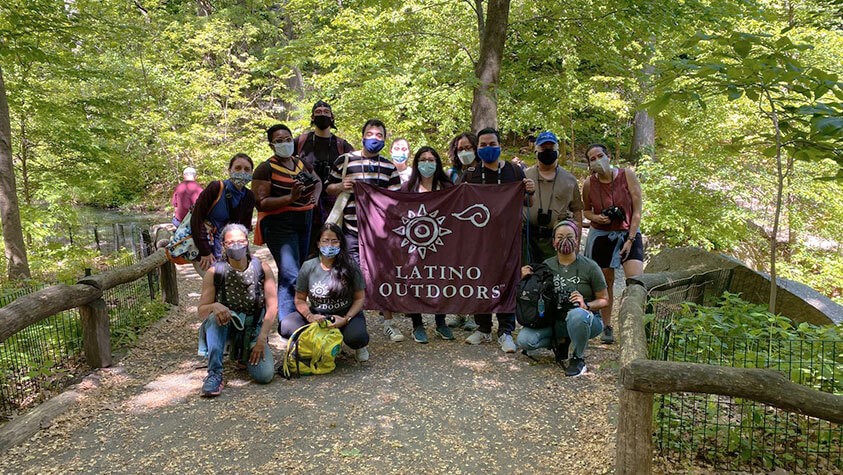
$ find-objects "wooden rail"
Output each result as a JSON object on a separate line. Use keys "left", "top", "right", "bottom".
{"left": 614, "top": 270, "right": 843, "bottom": 473}
{"left": 0, "top": 248, "right": 179, "bottom": 368}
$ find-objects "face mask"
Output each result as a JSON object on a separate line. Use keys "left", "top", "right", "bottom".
{"left": 319, "top": 245, "right": 341, "bottom": 258}
{"left": 274, "top": 142, "right": 294, "bottom": 158}
{"left": 391, "top": 153, "right": 408, "bottom": 164}
{"left": 230, "top": 171, "right": 252, "bottom": 187}
{"left": 312, "top": 115, "right": 332, "bottom": 130}
{"left": 457, "top": 150, "right": 476, "bottom": 166}
{"left": 590, "top": 156, "right": 611, "bottom": 175}
{"left": 225, "top": 243, "right": 248, "bottom": 261}
{"left": 477, "top": 146, "right": 501, "bottom": 164}
{"left": 557, "top": 236, "right": 577, "bottom": 255}
{"left": 537, "top": 149, "right": 558, "bottom": 165}
{"left": 418, "top": 162, "right": 437, "bottom": 178}
{"left": 363, "top": 138, "right": 385, "bottom": 154}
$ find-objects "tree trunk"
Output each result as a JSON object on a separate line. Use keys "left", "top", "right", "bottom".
{"left": 630, "top": 56, "right": 656, "bottom": 164}
{"left": 470, "top": 0, "right": 511, "bottom": 132}
{"left": 766, "top": 93, "right": 783, "bottom": 314}
{"left": 0, "top": 65, "right": 31, "bottom": 279}
{"left": 280, "top": 11, "right": 305, "bottom": 121}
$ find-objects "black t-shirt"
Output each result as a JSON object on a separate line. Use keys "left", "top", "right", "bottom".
{"left": 296, "top": 132, "right": 354, "bottom": 183}
{"left": 463, "top": 161, "right": 526, "bottom": 185}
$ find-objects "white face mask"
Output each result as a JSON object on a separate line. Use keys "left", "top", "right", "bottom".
{"left": 274, "top": 142, "right": 294, "bottom": 158}
{"left": 590, "top": 156, "right": 611, "bottom": 175}
{"left": 457, "top": 150, "right": 476, "bottom": 166}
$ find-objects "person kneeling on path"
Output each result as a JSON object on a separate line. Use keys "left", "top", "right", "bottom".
{"left": 517, "top": 220, "right": 609, "bottom": 377}
{"left": 197, "top": 224, "right": 277, "bottom": 397}
{"left": 279, "top": 223, "right": 370, "bottom": 362}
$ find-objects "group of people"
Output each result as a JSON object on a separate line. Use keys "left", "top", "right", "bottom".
{"left": 174, "top": 100, "right": 643, "bottom": 396}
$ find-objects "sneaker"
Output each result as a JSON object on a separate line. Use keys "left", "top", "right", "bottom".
{"left": 555, "top": 338, "right": 571, "bottom": 364}
{"left": 465, "top": 330, "right": 492, "bottom": 345}
{"left": 601, "top": 325, "right": 615, "bottom": 344}
{"left": 383, "top": 323, "right": 406, "bottom": 343}
{"left": 498, "top": 333, "right": 517, "bottom": 353}
{"left": 201, "top": 372, "right": 223, "bottom": 397}
{"left": 445, "top": 314, "right": 465, "bottom": 328}
{"left": 413, "top": 326, "right": 429, "bottom": 344}
{"left": 565, "top": 356, "right": 587, "bottom": 377}
{"left": 355, "top": 346, "right": 370, "bottom": 362}
{"left": 462, "top": 316, "right": 479, "bottom": 332}
{"left": 435, "top": 325, "right": 455, "bottom": 340}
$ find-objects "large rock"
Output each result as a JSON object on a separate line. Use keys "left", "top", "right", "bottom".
{"left": 646, "top": 247, "right": 842, "bottom": 325}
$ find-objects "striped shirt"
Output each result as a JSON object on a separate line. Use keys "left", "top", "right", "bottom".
{"left": 253, "top": 157, "right": 316, "bottom": 212}
{"left": 328, "top": 151, "right": 401, "bottom": 235}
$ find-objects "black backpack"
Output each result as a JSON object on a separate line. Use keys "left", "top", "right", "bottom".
{"left": 516, "top": 263, "right": 559, "bottom": 329}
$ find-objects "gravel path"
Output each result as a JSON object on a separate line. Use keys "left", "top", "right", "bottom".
{"left": 0, "top": 249, "right": 622, "bottom": 474}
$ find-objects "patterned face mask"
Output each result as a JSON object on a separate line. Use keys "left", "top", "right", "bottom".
{"left": 230, "top": 171, "right": 252, "bottom": 188}
{"left": 319, "top": 245, "right": 341, "bottom": 258}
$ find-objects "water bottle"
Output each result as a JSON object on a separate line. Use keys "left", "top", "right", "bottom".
{"left": 538, "top": 297, "right": 545, "bottom": 318}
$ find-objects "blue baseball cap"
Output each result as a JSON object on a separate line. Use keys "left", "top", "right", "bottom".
{"left": 535, "top": 131, "right": 558, "bottom": 146}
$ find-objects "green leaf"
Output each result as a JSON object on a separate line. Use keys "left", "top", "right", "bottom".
{"left": 727, "top": 86, "right": 743, "bottom": 101}
{"left": 733, "top": 40, "right": 752, "bottom": 58}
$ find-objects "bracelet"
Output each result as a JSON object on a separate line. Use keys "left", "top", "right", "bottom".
{"left": 344, "top": 314, "right": 353, "bottom": 320}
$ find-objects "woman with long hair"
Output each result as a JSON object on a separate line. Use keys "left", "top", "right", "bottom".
{"left": 279, "top": 223, "right": 370, "bottom": 361}
{"left": 400, "top": 147, "right": 455, "bottom": 343}
{"left": 581, "top": 143, "right": 644, "bottom": 345}
{"left": 190, "top": 153, "right": 256, "bottom": 277}
{"left": 446, "top": 132, "right": 479, "bottom": 184}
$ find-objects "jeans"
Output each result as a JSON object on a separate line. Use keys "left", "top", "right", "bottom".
{"left": 279, "top": 311, "right": 370, "bottom": 349}
{"left": 474, "top": 313, "right": 516, "bottom": 336}
{"left": 262, "top": 211, "right": 313, "bottom": 321}
{"left": 344, "top": 232, "right": 360, "bottom": 266}
{"left": 201, "top": 316, "right": 275, "bottom": 384}
{"left": 407, "top": 313, "right": 446, "bottom": 328}
{"left": 516, "top": 308, "right": 603, "bottom": 358}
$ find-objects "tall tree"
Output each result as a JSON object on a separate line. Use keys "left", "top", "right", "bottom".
{"left": 471, "top": 0, "right": 511, "bottom": 131}
{"left": 0, "top": 65, "right": 31, "bottom": 279}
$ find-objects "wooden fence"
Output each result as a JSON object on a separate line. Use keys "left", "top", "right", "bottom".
{"left": 614, "top": 270, "right": 843, "bottom": 473}
{"left": 0, "top": 248, "right": 179, "bottom": 369}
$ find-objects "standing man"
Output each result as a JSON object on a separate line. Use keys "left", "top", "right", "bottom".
{"left": 295, "top": 100, "right": 354, "bottom": 228}
{"left": 326, "top": 119, "right": 405, "bottom": 343}
{"left": 462, "top": 127, "right": 536, "bottom": 353}
{"left": 523, "top": 131, "right": 583, "bottom": 263}
{"left": 171, "top": 166, "right": 203, "bottom": 226}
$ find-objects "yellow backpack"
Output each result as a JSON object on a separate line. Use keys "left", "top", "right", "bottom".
{"left": 282, "top": 321, "right": 343, "bottom": 378}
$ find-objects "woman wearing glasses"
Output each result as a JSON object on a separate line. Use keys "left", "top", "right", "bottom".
{"left": 278, "top": 223, "right": 370, "bottom": 362}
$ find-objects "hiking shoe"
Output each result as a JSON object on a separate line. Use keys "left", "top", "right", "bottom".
{"left": 445, "top": 314, "right": 465, "bottom": 328}
{"left": 435, "top": 325, "right": 455, "bottom": 340}
{"left": 413, "top": 326, "right": 429, "bottom": 344}
{"left": 555, "top": 338, "right": 571, "bottom": 364}
{"left": 201, "top": 372, "right": 223, "bottom": 397}
{"left": 601, "top": 325, "right": 615, "bottom": 344}
{"left": 565, "top": 356, "right": 587, "bottom": 377}
{"left": 383, "top": 323, "right": 405, "bottom": 342}
{"left": 465, "top": 330, "right": 492, "bottom": 345}
{"left": 462, "top": 316, "right": 479, "bottom": 331}
{"left": 355, "top": 346, "right": 370, "bottom": 362}
{"left": 498, "top": 333, "right": 517, "bottom": 353}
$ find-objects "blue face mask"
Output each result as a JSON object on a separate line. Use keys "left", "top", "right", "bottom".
{"left": 319, "top": 245, "right": 341, "bottom": 258}
{"left": 363, "top": 138, "right": 385, "bottom": 154}
{"left": 477, "top": 146, "right": 501, "bottom": 164}
{"left": 391, "top": 153, "right": 408, "bottom": 164}
{"left": 418, "top": 161, "right": 437, "bottom": 178}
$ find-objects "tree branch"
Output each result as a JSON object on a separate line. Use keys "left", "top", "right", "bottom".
{"left": 387, "top": 32, "right": 476, "bottom": 65}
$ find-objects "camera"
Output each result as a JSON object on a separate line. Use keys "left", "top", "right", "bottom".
{"left": 314, "top": 160, "right": 332, "bottom": 181}
{"left": 601, "top": 205, "right": 626, "bottom": 223}
{"left": 294, "top": 172, "right": 318, "bottom": 187}
{"left": 537, "top": 208, "right": 552, "bottom": 227}
{"left": 556, "top": 288, "right": 580, "bottom": 313}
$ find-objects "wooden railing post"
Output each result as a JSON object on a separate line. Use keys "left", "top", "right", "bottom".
{"left": 79, "top": 298, "right": 112, "bottom": 368}
{"left": 156, "top": 241, "right": 179, "bottom": 305}
{"left": 616, "top": 284, "right": 653, "bottom": 474}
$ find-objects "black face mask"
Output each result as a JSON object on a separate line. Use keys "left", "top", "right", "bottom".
{"left": 537, "top": 149, "right": 558, "bottom": 165}
{"left": 312, "top": 115, "right": 333, "bottom": 130}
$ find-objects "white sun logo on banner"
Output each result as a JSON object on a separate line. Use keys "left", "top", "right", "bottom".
{"left": 393, "top": 204, "right": 453, "bottom": 259}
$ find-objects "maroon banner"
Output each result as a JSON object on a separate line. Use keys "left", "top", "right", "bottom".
{"left": 356, "top": 182, "right": 524, "bottom": 314}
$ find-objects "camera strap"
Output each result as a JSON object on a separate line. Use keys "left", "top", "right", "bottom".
{"left": 535, "top": 166, "right": 558, "bottom": 212}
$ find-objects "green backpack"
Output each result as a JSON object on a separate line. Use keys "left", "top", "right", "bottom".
{"left": 282, "top": 320, "right": 343, "bottom": 378}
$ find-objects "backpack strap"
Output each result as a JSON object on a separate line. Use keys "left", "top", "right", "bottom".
{"left": 296, "top": 132, "right": 311, "bottom": 157}
{"left": 213, "top": 260, "right": 227, "bottom": 306}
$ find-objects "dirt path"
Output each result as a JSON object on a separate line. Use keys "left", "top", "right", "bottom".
{"left": 0, "top": 249, "right": 621, "bottom": 474}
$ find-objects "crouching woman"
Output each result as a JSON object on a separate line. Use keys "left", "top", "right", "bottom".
{"left": 517, "top": 220, "right": 609, "bottom": 377}
{"left": 197, "top": 224, "right": 277, "bottom": 397}
{"left": 279, "top": 223, "right": 370, "bottom": 362}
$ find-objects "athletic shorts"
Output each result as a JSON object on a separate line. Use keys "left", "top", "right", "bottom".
{"left": 589, "top": 232, "right": 645, "bottom": 268}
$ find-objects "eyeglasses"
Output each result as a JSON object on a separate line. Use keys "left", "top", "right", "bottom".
{"left": 319, "top": 239, "right": 341, "bottom": 245}
{"left": 224, "top": 239, "right": 248, "bottom": 246}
